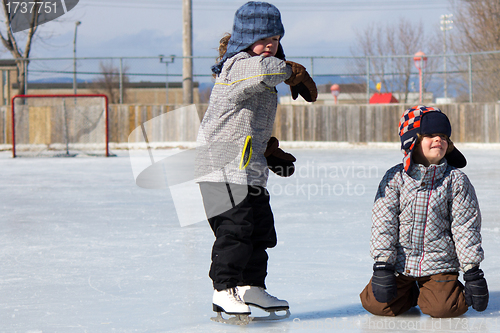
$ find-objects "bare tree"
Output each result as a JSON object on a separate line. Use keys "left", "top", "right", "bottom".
{"left": 351, "top": 18, "right": 440, "bottom": 103}
{"left": 0, "top": 1, "right": 40, "bottom": 95}
{"left": 451, "top": 0, "right": 500, "bottom": 52}
{"left": 450, "top": 0, "right": 500, "bottom": 102}
{"left": 92, "top": 61, "right": 129, "bottom": 104}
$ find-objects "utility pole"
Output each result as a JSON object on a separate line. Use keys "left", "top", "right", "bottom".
{"left": 440, "top": 14, "right": 453, "bottom": 99}
{"left": 182, "top": 0, "right": 193, "bottom": 104}
{"left": 73, "top": 21, "right": 81, "bottom": 95}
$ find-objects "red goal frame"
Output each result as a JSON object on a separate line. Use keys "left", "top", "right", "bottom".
{"left": 11, "top": 94, "right": 110, "bottom": 158}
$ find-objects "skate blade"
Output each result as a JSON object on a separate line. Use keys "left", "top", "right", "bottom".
{"left": 251, "top": 309, "right": 291, "bottom": 321}
{"left": 210, "top": 312, "right": 251, "bottom": 325}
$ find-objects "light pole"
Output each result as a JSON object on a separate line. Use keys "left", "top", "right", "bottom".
{"left": 73, "top": 21, "right": 81, "bottom": 95}
{"left": 413, "top": 51, "right": 427, "bottom": 104}
{"left": 440, "top": 14, "right": 453, "bottom": 100}
{"left": 330, "top": 84, "right": 340, "bottom": 104}
{"left": 160, "top": 55, "right": 175, "bottom": 105}
{"left": 182, "top": 0, "right": 193, "bottom": 104}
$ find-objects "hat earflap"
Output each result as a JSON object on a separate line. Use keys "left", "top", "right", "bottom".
{"left": 445, "top": 139, "right": 467, "bottom": 168}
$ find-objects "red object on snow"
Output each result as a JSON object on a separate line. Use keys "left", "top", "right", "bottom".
{"left": 369, "top": 93, "right": 399, "bottom": 104}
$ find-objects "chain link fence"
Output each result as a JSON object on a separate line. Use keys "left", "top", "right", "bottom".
{"left": 12, "top": 49, "right": 500, "bottom": 104}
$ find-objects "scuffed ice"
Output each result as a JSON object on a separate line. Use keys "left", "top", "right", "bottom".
{"left": 1, "top": 146, "right": 499, "bottom": 332}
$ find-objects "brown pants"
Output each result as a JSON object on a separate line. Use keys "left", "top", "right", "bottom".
{"left": 360, "top": 272, "right": 468, "bottom": 318}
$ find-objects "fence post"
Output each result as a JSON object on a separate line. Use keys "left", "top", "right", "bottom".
{"left": 468, "top": 54, "right": 473, "bottom": 103}
{"left": 366, "top": 57, "right": 370, "bottom": 104}
{"left": 24, "top": 59, "right": 28, "bottom": 94}
{"left": 119, "top": 58, "right": 123, "bottom": 104}
{"left": 420, "top": 57, "right": 424, "bottom": 104}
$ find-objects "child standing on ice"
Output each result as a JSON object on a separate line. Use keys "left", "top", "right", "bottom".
{"left": 360, "top": 105, "right": 489, "bottom": 317}
{"left": 195, "top": 1, "right": 317, "bottom": 323}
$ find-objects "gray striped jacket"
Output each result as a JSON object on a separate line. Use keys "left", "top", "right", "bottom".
{"left": 370, "top": 161, "right": 484, "bottom": 277}
{"left": 195, "top": 52, "right": 292, "bottom": 187}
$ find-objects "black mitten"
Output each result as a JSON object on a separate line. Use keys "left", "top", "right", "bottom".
{"left": 371, "top": 262, "right": 398, "bottom": 303}
{"left": 266, "top": 152, "right": 295, "bottom": 177}
{"left": 264, "top": 137, "right": 296, "bottom": 177}
{"left": 464, "top": 267, "right": 489, "bottom": 311}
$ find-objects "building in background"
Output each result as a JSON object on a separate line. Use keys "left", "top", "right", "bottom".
{"left": 280, "top": 83, "right": 433, "bottom": 105}
{"left": 369, "top": 92, "right": 399, "bottom": 104}
{"left": 0, "top": 60, "right": 18, "bottom": 106}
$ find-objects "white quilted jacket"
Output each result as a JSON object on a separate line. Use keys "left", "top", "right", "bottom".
{"left": 195, "top": 52, "right": 291, "bottom": 187}
{"left": 370, "top": 161, "right": 484, "bottom": 277}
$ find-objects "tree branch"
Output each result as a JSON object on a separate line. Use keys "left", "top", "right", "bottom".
{"left": 23, "top": 4, "right": 40, "bottom": 59}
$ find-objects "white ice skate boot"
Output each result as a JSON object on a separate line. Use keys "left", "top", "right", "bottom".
{"left": 237, "top": 286, "right": 290, "bottom": 320}
{"left": 211, "top": 288, "right": 251, "bottom": 325}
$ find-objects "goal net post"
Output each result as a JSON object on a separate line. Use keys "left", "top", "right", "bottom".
{"left": 11, "top": 94, "right": 110, "bottom": 157}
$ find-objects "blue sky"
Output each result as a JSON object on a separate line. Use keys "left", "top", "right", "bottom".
{"left": 0, "top": 0, "right": 455, "bottom": 88}
{"left": 16, "top": 0, "right": 452, "bottom": 59}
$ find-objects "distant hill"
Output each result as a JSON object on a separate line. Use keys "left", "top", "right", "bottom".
{"left": 29, "top": 77, "right": 91, "bottom": 84}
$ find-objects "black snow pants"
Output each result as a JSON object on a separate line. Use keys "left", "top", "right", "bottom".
{"left": 199, "top": 182, "right": 277, "bottom": 291}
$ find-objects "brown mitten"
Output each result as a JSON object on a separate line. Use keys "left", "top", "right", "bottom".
{"left": 302, "top": 72, "right": 317, "bottom": 102}
{"left": 284, "top": 61, "right": 306, "bottom": 86}
{"left": 291, "top": 73, "right": 317, "bottom": 102}
{"left": 285, "top": 61, "right": 317, "bottom": 102}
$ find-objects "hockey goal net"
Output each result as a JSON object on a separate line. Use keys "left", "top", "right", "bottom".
{"left": 11, "top": 94, "right": 110, "bottom": 157}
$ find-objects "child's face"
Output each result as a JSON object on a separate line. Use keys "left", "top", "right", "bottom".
{"left": 413, "top": 134, "right": 449, "bottom": 166}
{"left": 247, "top": 35, "right": 280, "bottom": 57}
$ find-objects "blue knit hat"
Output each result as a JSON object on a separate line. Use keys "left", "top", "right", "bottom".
{"left": 211, "top": 1, "right": 285, "bottom": 75}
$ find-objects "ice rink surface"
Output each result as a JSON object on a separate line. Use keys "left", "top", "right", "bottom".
{"left": 2, "top": 146, "right": 500, "bottom": 332}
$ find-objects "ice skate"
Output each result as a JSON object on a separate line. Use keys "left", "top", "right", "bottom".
{"left": 237, "top": 286, "right": 290, "bottom": 321}
{"left": 211, "top": 288, "right": 251, "bottom": 325}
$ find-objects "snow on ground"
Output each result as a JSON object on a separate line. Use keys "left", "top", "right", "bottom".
{"left": 1, "top": 146, "right": 500, "bottom": 332}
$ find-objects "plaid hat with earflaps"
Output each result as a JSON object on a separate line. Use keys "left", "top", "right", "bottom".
{"left": 398, "top": 105, "right": 467, "bottom": 172}
{"left": 211, "top": 1, "right": 285, "bottom": 75}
